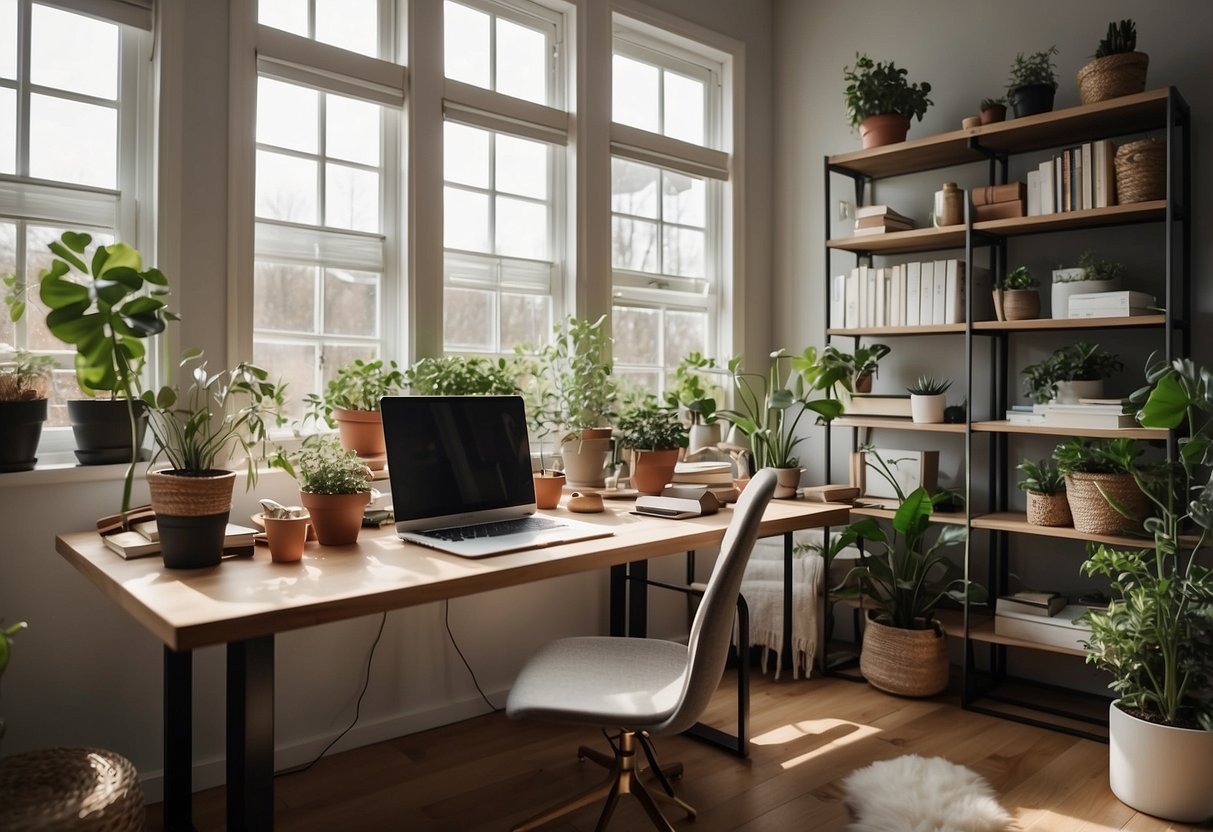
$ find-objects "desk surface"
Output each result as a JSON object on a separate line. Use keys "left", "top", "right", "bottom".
{"left": 57, "top": 500, "right": 849, "bottom": 651}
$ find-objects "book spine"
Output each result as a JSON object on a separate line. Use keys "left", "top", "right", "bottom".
{"left": 1027, "top": 169, "right": 1041, "bottom": 216}
{"left": 830, "top": 274, "right": 845, "bottom": 329}
{"left": 932, "top": 259, "right": 947, "bottom": 325}
{"left": 919, "top": 261, "right": 934, "bottom": 326}
{"left": 906, "top": 261, "right": 921, "bottom": 326}
{"left": 845, "top": 268, "right": 860, "bottom": 328}
{"left": 1039, "top": 159, "right": 1054, "bottom": 214}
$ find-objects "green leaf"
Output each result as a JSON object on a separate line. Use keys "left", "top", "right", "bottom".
{"left": 61, "top": 231, "right": 91, "bottom": 253}
{"left": 90, "top": 244, "right": 110, "bottom": 278}
{"left": 1137, "top": 371, "right": 1189, "bottom": 429}
{"left": 39, "top": 277, "right": 89, "bottom": 309}
{"left": 45, "top": 304, "right": 98, "bottom": 343}
{"left": 98, "top": 242, "right": 142, "bottom": 275}
{"left": 848, "top": 516, "right": 888, "bottom": 545}
{"left": 98, "top": 266, "right": 143, "bottom": 292}
{"left": 48, "top": 241, "right": 88, "bottom": 273}
{"left": 768, "top": 389, "right": 794, "bottom": 410}
{"left": 892, "top": 487, "right": 932, "bottom": 535}
{"left": 142, "top": 268, "right": 168, "bottom": 286}
{"left": 8, "top": 300, "right": 24, "bottom": 322}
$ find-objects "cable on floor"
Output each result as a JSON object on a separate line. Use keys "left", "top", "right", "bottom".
{"left": 444, "top": 599, "right": 501, "bottom": 713}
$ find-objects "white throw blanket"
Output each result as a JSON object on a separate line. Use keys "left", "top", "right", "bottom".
{"left": 739, "top": 530, "right": 824, "bottom": 679}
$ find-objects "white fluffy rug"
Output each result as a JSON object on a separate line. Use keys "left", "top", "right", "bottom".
{"left": 842, "top": 754, "right": 1013, "bottom": 832}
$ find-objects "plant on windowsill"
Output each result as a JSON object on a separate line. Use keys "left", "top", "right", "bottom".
{"left": 1080, "top": 356, "right": 1213, "bottom": 822}
{"left": 0, "top": 347, "right": 55, "bottom": 472}
{"left": 842, "top": 53, "right": 933, "bottom": 148}
{"left": 271, "top": 434, "right": 373, "bottom": 546}
{"left": 1052, "top": 436, "right": 1148, "bottom": 536}
{"left": 664, "top": 352, "right": 724, "bottom": 452}
{"left": 992, "top": 265, "right": 1040, "bottom": 321}
{"left": 1021, "top": 342, "right": 1123, "bottom": 404}
{"left": 906, "top": 375, "right": 951, "bottom": 424}
{"left": 1016, "top": 457, "right": 1071, "bottom": 527}
{"left": 404, "top": 355, "right": 521, "bottom": 396}
{"left": 616, "top": 396, "right": 688, "bottom": 495}
{"left": 1006, "top": 46, "right": 1059, "bottom": 118}
{"left": 1077, "top": 19, "right": 1148, "bottom": 105}
{"left": 304, "top": 358, "right": 405, "bottom": 471}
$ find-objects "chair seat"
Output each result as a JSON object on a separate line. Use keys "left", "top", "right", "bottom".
{"left": 506, "top": 636, "right": 688, "bottom": 731}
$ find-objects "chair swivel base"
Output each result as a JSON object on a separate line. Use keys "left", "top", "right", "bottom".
{"left": 512, "top": 730, "right": 696, "bottom": 832}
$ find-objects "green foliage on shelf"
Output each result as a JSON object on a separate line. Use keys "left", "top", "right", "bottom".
{"left": 405, "top": 355, "right": 520, "bottom": 397}
{"left": 1052, "top": 436, "right": 1141, "bottom": 475}
{"left": 997, "top": 266, "right": 1038, "bottom": 290}
{"left": 615, "top": 396, "right": 687, "bottom": 452}
{"left": 906, "top": 375, "right": 952, "bottom": 396}
{"left": 815, "top": 343, "right": 892, "bottom": 396}
{"left": 0, "top": 349, "right": 54, "bottom": 402}
{"left": 1007, "top": 46, "right": 1059, "bottom": 92}
{"left": 1016, "top": 458, "right": 1066, "bottom": 495}
{"left": 1021, "top": 342, "right": 1124, "bottom": 403}
{"left": 1077, "top": 250, "right": 1126, "bottom": 282}
{"left": 842, "top": 54, "right": 933, "bottom": 129}
{"left": 1094, "top": 19, "right": 1137, "bottom": 59}
{"left": 980, "top": 96, "right": 1006, "bottom": 111}
{"left": 664, "top": 352, "right": 721, "bottom": 425}
{"left": 271, "top": 433, "right": 372, "bottom": 496}
{"left": 516, "top": 315, "right": 617, "bottom": 434}
{"left": 306, "top": 358, "right": 405, "bottom": 427}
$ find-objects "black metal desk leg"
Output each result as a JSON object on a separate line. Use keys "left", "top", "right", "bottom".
{"left": 610, "top": 564, "right": 627, "bottom": 637}
{"left": 782, "top": 532, "right": 794, "bottom": 673}
{"left": 629, "top": 559, "right": 648, "bottom": 638}
{"left": 163, "top": 646, "right": 193, "bottom": 831}
{"left": 227, "top": 635, "right": 275, "bottom": 831}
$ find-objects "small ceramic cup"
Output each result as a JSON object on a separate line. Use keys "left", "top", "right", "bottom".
{"left": 263, "top": 513, "right": 311, "bottom": 563}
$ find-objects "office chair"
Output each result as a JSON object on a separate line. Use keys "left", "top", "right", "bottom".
{"left": 505, "top": 468, "right": 777, "bottom": 832}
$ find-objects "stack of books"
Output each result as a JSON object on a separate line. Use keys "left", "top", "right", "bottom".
{"left": 103, "top": 521, "right": 260, "bottom": 560}
{"left": 831, "top": 260, "right": 993, "bottom": 329}
{"left": 842, "top": 394, "right": 912, "bottom": 417}
{"left": 1068, "top": 290, "right": 1156, "bottom": 319}
{"left": 1026, "top": 139, "right": 1115, "bottom": 216}
{"left": 971, "top": 182, "right": 1026, "bottom": 221}
{"left": 1005, "top": 399, "right": 1135, "bottom": 429}
{"left": 852, "top": 204, "right": 914, "bottom": 235}
{"left": 994, "top": 592, "right": 1092, "bottom": 651}
{"left": 672, "top": 461, "right": 737, "bottom": 503}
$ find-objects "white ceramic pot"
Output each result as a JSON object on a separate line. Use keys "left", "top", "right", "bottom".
{"left": 772, "top": 466, "right": 803, "bottom": 499}
{"left": 1109, "top": 702, "right": 1213, "bottom": 822}
{"left": 1053, "top": 379, "right": 1104, "bottom": 405}
{"left": 910, "top": 394, "right": 946, "bottom": 423}
{"left": 1050, "top": 275, "right": 1122, "bottom": 319}
{"left": 560, "top": 434, "right": 611, "bottom": 488}
{"left": 688, "top": 422, "right": 722, "bottom": 454}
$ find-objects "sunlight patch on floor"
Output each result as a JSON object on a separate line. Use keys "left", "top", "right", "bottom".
{"left": 750, "top": 718, "right": 882, "bottom": 770}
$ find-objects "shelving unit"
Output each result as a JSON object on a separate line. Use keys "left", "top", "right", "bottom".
{"left": 821, "top": 87, "right": 1190, "bottom": 739}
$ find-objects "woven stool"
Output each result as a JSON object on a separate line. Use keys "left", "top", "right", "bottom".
{"left": 0, "top": 748, "right": 144, "bottom": 831}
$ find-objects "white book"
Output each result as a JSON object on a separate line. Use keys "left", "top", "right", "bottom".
{"left": 858, "top": 264, "right": 869, "bottom": 327}
{"left": 891, "top": 264, "right": 904, "bottom": 327}
{"left": 1069, "top": 291, "right": 1157, "bottom": 318}
{"left": 1027, "top": 169, "right": 1041, "bottom": 216}
{"left": 1039, "top": 159, "right": 1055, "bottom": 214}
{"left": 1095, "top": 139, "right": 1114, "bottom": 209}
{"left": 845, "top": 268, "right": 860, "bottom": 328}
{"left": 1005, "top": 411, "right": 1046, "bottom": 424}
{"left": 905, "top": 261, "right": 921, "bottom": 326}
{"left": 866, "top": 266, "right": 878, "bottom": 327}
{"left": 830, "top": 274, "right": 846, "bottom": 329}
{"left": 944, "top": 259, "right": 963, "bottom": 325}
{"left": 919, "top": 261, "right": 935, "bottom": 325}
{"left": 1041, "top": 411, "right": 1138, "bottom": 429}
{"left": 932, "top": 259, "right": 947, "bottom": 325}
{"left": 994, "top": 605, "right": 1092, "bottom": 652}
{"left": 875, "top": 267, "right": 887, "bottom": 327}
{"left": 1081, "top": 142, "right": 1093, "bottom": 210}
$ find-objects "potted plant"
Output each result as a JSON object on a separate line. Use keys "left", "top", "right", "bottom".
{"left": 1081, "top": 356, "right": 1213, "bottom": 822}
{"left": 719, "top": 348, "right": 843, "bottom": 498}
{"left": 1051, "top": 250, "right": 1125, "bottom": 319}
{"left": 992, "top": 266, "right": 1040, "bottom": 321}
{"left": 141, "top": 352, "right": 286, "bottom": 568}
{"left": 1016, "top": 458, "right": 1071, "bottom": 527}
{"left": 664, "top": 352, "right": 723, "bottom": 452}
{"left": 305, "top": 358, "right": 404, "bottom": 471}
{"left": 616, "top": 396, "right": 688, "bottom": 495}
{"left": 979, "top": 96, "right": 1007, "bottom": 125}
{"left": 1052, "top": 436, "right": 1148, "bottom": 536}
{"left": 907, "top": 375, "right": 951, "bottom": 424}
{"left": 0, "top": 347, "right": 55, "bottom": 472}
{"left": 404, "top": 355, "right": 520, "bottom": 396}
{"left": 1077, "top": 19, "right": 1148, "bottom": 105}
{"left": 1021, "top": 342, "right": 1123, "bottom": 404}
{"left": 0, "top": 617, "right": 27, "bottom": 748}
{"left": 814, "top": 343, "right": 892, "bottom": 397}
{"left": 842, "top": 54, "right": 933, "bottom": 149}
{"left": 1006, "top": 46, "right": 1059, "bottom": 118}
{"left": 272, "top": 434, "right": 372, "bottom": 546}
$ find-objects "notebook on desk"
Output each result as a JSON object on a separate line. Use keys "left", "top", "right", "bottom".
{"left": 381, "top": 395, "right": 612, "bottom": 557}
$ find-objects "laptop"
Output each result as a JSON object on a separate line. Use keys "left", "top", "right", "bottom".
{"left": 381, "top": 395, "right": 613, "bottom": 557}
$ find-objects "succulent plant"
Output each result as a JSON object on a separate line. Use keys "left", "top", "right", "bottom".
{"left": 906, "top": 375, "right": 952, "bottom": 396}
{"left": 1094, "top": 19, "right": 1136, "bottom": 59}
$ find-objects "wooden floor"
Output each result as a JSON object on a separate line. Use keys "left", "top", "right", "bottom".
{"left": 147, "top": 673, "right": 1199, "bottom": 831}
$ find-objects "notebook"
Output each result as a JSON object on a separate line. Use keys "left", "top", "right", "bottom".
{"left": 381, "top": 395, "right": 613, "bottom": 557}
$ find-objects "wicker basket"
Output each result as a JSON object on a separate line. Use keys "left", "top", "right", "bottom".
{"left": 993, "top": 289, "right": 1040, "bottom": 322}
{"left": 1076, "top": 52, "right": 1149, "bottom": 104}
{"left": 0, "top": 747, "right": 144, "bottom": 832}
{"left": 859, "top": 616, "right": 948, "bottom": 697}
{"left": 147, "top": 469, "right": 236, "bottom": 517}
{"left": 1115, "top": 138, "right": 1166, "bottom": 204}
{"left": 1027, "top": 491, "right": 1073, "bottom": 527}
{"left": 1065, "top": 471, "right": 1149, "bottom": 535}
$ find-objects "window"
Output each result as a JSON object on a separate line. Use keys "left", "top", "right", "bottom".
{"left": 612, "top": 49, "right": 710, "bottom": 148}
{"left": 0, "top": 1, "right": 149, "bottom": 429}
{"left": 443, "top": 0, "right": 560, "bottom": 108}
{"left": 258, "top": 0, "right": 386, "bottom": 60}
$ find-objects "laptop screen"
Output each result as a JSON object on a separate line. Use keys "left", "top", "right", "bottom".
{"left": 382, "top": 395, "right": 536, "bottom": 526}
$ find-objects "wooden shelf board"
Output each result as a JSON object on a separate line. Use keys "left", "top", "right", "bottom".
{"left": 975, "top": 201, "right": 1166, "bottom": 236}
{"left": 851, "top": 502, "right": 968, "bottom": 526}
{"left": 833, "top": 416, "right": 967, "bottom": 433}
{"left": 972, "top": 314, "right": 1166, "bottom": 332}
{"left": 827, "top": 225, "right": 968, "bottom": 254}
{"left": 971, "top": 420, "right": 1166, "bottom": 439}
{"left": 935, "top": 609, "right": 1087, "bottom": 658}
{"left": 971, "top": 511, "right": 1153, "bottom": 548}
{"left": 828, "top": 88, "right": 1172, "bottom": 179}
{"left": 828, "top": 324, "right": 967, "bottom": 336}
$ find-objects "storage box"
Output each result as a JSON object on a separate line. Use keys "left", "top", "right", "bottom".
{"left": 994, "top": 605, "right": 1092, "bottom": 651}
{"left": 852, "top": 448, "right": 939, "bottom": 499}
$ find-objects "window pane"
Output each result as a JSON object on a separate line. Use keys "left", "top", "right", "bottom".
{"left": 257, "top": 78, "right": 318, "bottom": 154}
{"left": 324, "top": 268, "right": 379, "bottom": 336}
{"left": 662, "top": 226, "right": 704, "bottom": 278}
{"left": 615, "top": 368, "right": 661, "bottom": 396}
{"left": 496, "top": 134, "right": 547, "bottom": 199}
{"left": 254, "top": 262, "right": 316, "bottom": 334}
{"left": 326, "top": 95, "right": 380, "bottom": 166}
{"left": 0, "top": 0, "right": 15, "bottom": 79}
{"left": 495, "top": 196, "right": 546, "bottom": 259}
{"left": 444, "top": 1, "right": 490, "bottom": 89}
{"left": 496, "top": 17, "right": 546, "bottom": 105}
{"left": 30, "top": 5, "right": 118, "bottom": 100}
{"left": 611, "top": 217, "right": 658, "bottom": 273}
{"left": 315, "top": 0, "right": 378, "bottom": 58}
{"left": 612, "top": 305, "right": 659, "bottom": 365}
{"left": 322, "top": 343, "right": 377, "bottom": 386}
{"left": 444, "top": 122, "right": 490, "bottom": 189}
{"left": 0, "top": 87, "right": 13, "bottom": 175}
{"left": 500, "top": 292, "right": 550, "bottom": 351}
{"left": 48, "top": 368, "right": 85, "bottom": 427}
{"left": 28, "top": 95, "right": 116, "bottom": 188}
{"left": 444, "top": 287, "right": 495, "bottom": 351}
{"left": 444, "top": 187, "right": 490, "bottom": 252}
{"left": 663, "top": 70, "right": 705, "bottom": 146}
{"left": 256, "top": 150, "right": 319, "bottom": 224}
{"left": 258, "top": 0, "right": 308, "bottom": 37}
{"left": 325, "top": 163, "right": 379, "bottom": 232}
{"left": 254, "top": 340, "right": 317, "bottom": 422}
{"left": 0, "top": 221, "right": 14, "bottom": 347}
{"left": 612, "top": 54, "right": 658, "bottom": 133}
{"left": 611, "top": 158, "right": 658, "bottom": 218}
{"left": 663, "top": 309, "right": 707, "bottom": 365}
{"left": 663, "top": 172, "right": 705, "bottom": 227}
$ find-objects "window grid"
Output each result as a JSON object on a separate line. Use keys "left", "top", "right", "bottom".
{"left": 443, "top": 0, "right": 562, "bottom": 110}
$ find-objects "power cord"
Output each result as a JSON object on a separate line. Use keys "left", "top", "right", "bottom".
{"left": 444, "top": 599, "right": 501, "bottom": 713}
{"left": 276, "top": 611, "right": 387, "bottom": 777}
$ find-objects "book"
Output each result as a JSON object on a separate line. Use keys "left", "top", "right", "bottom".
{"left": 673, "top": 461, "right": 733, "bottom": 484}
{"left": 919, "top": 261, "right": 935, "bottom": 325}
{"left": 1068, "top": 305, "right": 1154, "bottom": 319}
{"left": 874, "top": 267, "right": 887, "bottom": 327}
{"left": 1038, "top": 159, "right": 1055, "bottom": 214}
{"left": 973, "top": 201, "right": 1026, "bottom": 221}
{"left": 852, "top": 225, "right": 903, "bottom": 236}
{"left": 931, "top": 259, "right": 947, "bottom": 325}
{"left": 830, "top": 274, "right": 846, "bottom": 328}
{"left": 855, "top": 214, "right": 913, "bottom": 230}
{"left": 1026, "top": 169, "right": 1041, "bottom": 216}
{"left": 1039, "top": 409, "right": 1138, "bottom": 429}
{"left": 855, "top": 204, "right": 912, "bottom": 222}
{"left": 858, "top": 264, "right": 869, "bottom": 327}
{"left": 1005, "top": 410, "right": 1045, "bottom": 424}
{"left": 802, "top": 484, "right": 860, "bottom": 503}
{"left": 845, "top": 269, "right": 860, "bottom": 328}
{"left": 970, "top": 182, "right": 1026, "bottom": 206}
{"left": 1093, "top": 139, "right": 1114, "bottom": 209}
{"left": 1081, "top": 142, "right": 1093, "bottom": 211}
{"left": 130, "top": 521, "right": 258, "bottom": 547}
{"left": 905, "top": 261, "right": 921, "bottom": 326}
{"left": 104, "top": 531, "right": 162, "bottom": 559}
{"left": 844, "top": 394, "right": 912, "bottom": 418}
{"left": 994, "top": 605, "right": 1092, "bottom": 651}
{"left": 865, "top": 266, "right": 878, "bottom": 328}
{"left": 997, "top": 592, "right": 1068, "bottom": 617}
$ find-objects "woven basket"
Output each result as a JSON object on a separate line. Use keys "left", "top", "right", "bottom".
{"left": 859, "top": 616, "right": 948, "bottom": 697}
{"left": 1115, "top": 138, "right": 1166, "bottom": 204}
{"left": 1077, "top": 52, "right": 1149, "bottom": 105}
{"left": 993, "top": 289, "right": 1040, "bottom": 321}
{"left": 1065, "top": 471, "right": 1149, "bottom": 535}
{"left": 147, "top": 469, "right": 236, "bottom": 517}
{"left": 0, "top": 747, "right": 144, "bottom": 832}
{"left": 1027, "top": 491, "right": 1073, "bottom": 527}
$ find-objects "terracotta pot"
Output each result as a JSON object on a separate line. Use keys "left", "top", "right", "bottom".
{"left": 1026, "top": 491, "right": 1072, "bottom": 527}
{"left": 858, "top": 114, "right": 910, "bottom": 149}
{"left": 860, "top": 617, "right": 949, "bottom": 697}
{"left": 631, "top": 448, "right": 680, "bottom": 495}
{"left": 854, "top": 373, "right": 874, "bottom": 394}
{"left": 147, "top": 469, "right": 237, "bottom": 569}
{"left": 773, "top": 466, "right": 802, "bottom": 499}
{"left": 1109, "top": 701, "right": 1213, "bottom": 822}
{"left": 532, "top": 471, "right": 565, "bottom": 510}
{"left": 300, "top": 490, "right": 370, "bottom": 545}
{"left": 263, "top": 514, "right": 310, "bottom": 563}
{"left": 979, "top": 104, "right": 1006, "bottom": 125}
{"left": 332, "top": 408, "right": 386, "bottom": 470}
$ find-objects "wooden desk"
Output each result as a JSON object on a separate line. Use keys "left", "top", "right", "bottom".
{"left": 57, "top": 499, "right": 848, "bottom": 830}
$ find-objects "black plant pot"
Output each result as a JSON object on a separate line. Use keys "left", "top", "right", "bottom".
{"left": 1009, "top": 84, "right": 1056, "bottom": 118}
{"left": 158, "top": 511, "right": 229, "bottom": 569}
{"left": 67, "top": 399, "right": 148, "bottom": 465}
{"left": 0, "top": 398, "right": 48, "bottom": 472}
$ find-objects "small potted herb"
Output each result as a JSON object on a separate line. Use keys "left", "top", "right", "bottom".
{"left": 815, "top": 343, "right": 892, "bottom": 397}
{"left": 305, "top": 358, "right": 405, "bottom": 471}
{"left": 993, "top": 266, "right": 1040, "bottom": 321}
{"left": 906, "top": 375, "right": 951, "bottom": 424}
{"left": 1016, "top": 458, "right": 1071, "bottom": 527}
{"left": 1006, "top": 46, "right": 1059, "bottom": 118}
{"left": 0, "top": 347, "right": 55, "bottom": 472}
{"left": 615, "top": 396, "right": 688, "bottom": 495}
{"left": 979, "top": 96, "right": 1007, "bottom": 125}
{"left": 1021, "top": 342, "right": 1123, "bottom": 404}
{"left": 1052, "top": 437, "right": 1148, "bottom": 535}
{"left": 404, "top": 355, "right": 519, "bottom": 396}
{"left": 272, "top": 434, "right": 373, "bottom": 546}
{"left": 1051, "top": 250, "right": 1125, "bottom": 318}
{"left": 1077, "top": 20, "right": 1148, "bottom": 105}
{"left": 664, "top": 352, "right": 723, "bottom": 451}
{"left": 842, "top": 54, "right": 933, "bottom": 148}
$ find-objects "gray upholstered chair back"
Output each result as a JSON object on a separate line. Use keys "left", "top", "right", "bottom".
{"left": 655, "top": 467, "right": 776, "bottom": 735}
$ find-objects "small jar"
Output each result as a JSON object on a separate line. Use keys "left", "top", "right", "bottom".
{"left": 933, "top": 182, "right": 964, "bottom": 227}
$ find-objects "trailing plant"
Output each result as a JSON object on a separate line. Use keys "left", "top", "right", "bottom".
{"left": 1021, "top": 342, "right": 1123, "bottom": 403}
{"left": 979, "top": 96, "right": 1006, "bottom": 111}
{"left": 1094, "top": 19, "right": 1137, "bottom": 58}
{"left": 842, "top": 54, "right": 933, "bottom": 129}
{"left": 997, "top": 266, "right": 1038, "bottom": 290}
{"left": 1007, "top": 46, "right": 1059, "bottom": 92}
{"left": 0, "top": 348, "right": 55, "bottom": 402}
{"left": 1017, "top": 458, "right": 1066, "bottom": 495}
{"left": 615, "top": 396, "right": 688, "bottom": 452}
{"left": 812, "top": 343, "right": 891, "bottom": 396}
{"left": 272, "top": 433, "right": 372, "bottom": 495}
{"left": 404, "top": 355, "right": 519, "bottom": 396}
{"left": 518, "top": 315, "right": 617, "bottom": 433}
{"left": 1053, "top": 436, "right": 1141, "bottom": 475}
{"left": 664, "top": 352, "right": 722, "bottom": 425}
{"left": 906, "top": 375, "right": 951, "bottom": 396}
{"left": 305, "top": 358, "right": 404, "bottom": 427}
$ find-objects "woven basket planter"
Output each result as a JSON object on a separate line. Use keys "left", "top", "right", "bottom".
{"left": 1115, "top": 138, "right": 1166, "bottom": 204}
{"left": 1077, "top": 52, "right": 1149, "bottom": 104}
{"left": 1065, "top": 471, "right": 1149, "bottom": 535}
{"left": 147, "top": 469, "right": 237, "bottom": 568}
{"left": 859, "top": 616, "right": 949, "bottom": 697}
{"left": 993, "top": 289, "right": 1040, "bottom": 321}
{"left": 0, "top": 747, "right": 144, "bottom": 832}
{"left": 1027, "top": 491, "right": 1073, "bottom": 527}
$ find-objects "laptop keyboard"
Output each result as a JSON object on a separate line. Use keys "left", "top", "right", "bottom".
{"left": 420, "top": 516, "right": 565, "bottom": 542}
